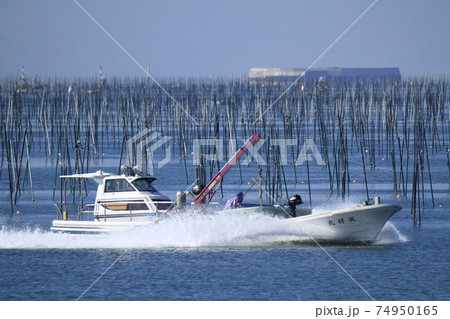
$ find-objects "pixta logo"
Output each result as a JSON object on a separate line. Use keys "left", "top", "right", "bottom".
{"left": 127, "top": 131, "right": 324, "bottom": 173}
{"left": 193, "top": 137, "right": 323, "bottom": 166}
{"left": 126, "top": 129, "right": 172, "bottom": 175}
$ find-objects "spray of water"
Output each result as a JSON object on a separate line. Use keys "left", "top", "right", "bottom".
{"left": 0, "top": 211, "right": 407, "bottom": 249}
{"left": 373, "top": 222, "right": 409, "bottom": 245}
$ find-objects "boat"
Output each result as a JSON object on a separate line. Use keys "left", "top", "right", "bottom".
{"left": 287, "top": 199, "right": 402, "bottom": 243}
{"left": 186, "top": 134, "right": 402, "bottom": 243}
{"left": 217, "top": 196, "right": 402, "bottom": 243}
{"left": 51, "top": 134, "right": 402, "bottom": 243}
{"left": 198, "top": 173, "right": 402, "bottom": 243}
{"left": 51, "top": 168, "right": 174, "bottom": 234}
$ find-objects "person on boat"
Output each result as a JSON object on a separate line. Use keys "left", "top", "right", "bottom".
{"left": 224, "top": 192, "right": 244, "bottom": 210}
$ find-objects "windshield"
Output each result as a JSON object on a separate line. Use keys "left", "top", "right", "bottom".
{"left": 104, "top": 179, "right": 135, "bottom": 192}
{"left": 132, "top": 178, "right": 157, "bottom": 193}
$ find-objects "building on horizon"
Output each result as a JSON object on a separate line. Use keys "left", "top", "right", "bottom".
{"left": 248, "top": 67, "right": 401, "bottom": 83}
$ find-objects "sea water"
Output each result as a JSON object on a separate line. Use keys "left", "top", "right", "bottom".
{"left": 1, "top": 185, "right": 449, "bottom": 300}
{"left": 1, "top": 133, "right": 449, "bottom": 300}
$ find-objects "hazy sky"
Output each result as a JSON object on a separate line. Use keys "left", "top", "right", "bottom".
{"left": 1, "top": 0, "right": 449, "bottom": 79}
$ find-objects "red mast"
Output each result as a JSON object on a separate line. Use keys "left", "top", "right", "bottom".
{"left": 193, "top": 134, "right": 262, "bottom": 207}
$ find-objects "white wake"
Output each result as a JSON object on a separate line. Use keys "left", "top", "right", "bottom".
{"left": 0, "top": 211, "right": 407, "bottom": 249}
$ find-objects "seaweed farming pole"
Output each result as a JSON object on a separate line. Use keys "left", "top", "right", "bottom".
{"left": 447, "top": 147, "right": 450, "bottom": 188}
{"left": 194, "top": 134, "right": 262, "bottom": 207}
{"left": 3, "top": 129, "right": 14, "bottom": 216}
{"left": 359, "top": 138, "right": 370, "bottom": 202}
{"left": 0, "top": 75, "right": 448, "bottom": 221}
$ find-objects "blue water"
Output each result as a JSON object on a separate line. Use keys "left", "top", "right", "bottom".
{"left": 1, "top": 188, "right": 449, "bottom": 301}
{"left": 1, "top": 134, "right": 449, "bottom": 301}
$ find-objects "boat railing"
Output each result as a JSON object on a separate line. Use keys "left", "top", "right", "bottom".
{"left": 54, "top": 199, "right": 174, "bottom": 222}
{"left": 54, "top": 203, "right": 96, "bottom": 221}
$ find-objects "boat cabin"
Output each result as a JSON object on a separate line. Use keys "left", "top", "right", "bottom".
{"left": 55, "top": 170, "right": 173, "bottom": 222}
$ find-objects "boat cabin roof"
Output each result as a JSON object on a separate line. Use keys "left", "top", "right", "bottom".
{"left": 60, "top": 170, "right": 157, "bottom": 185}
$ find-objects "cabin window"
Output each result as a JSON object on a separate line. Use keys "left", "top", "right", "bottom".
{"left": 100, "top": 201, "right": 149, "bottom": 211}
{"left": 152, "top": 199, "right": 173, "bottom": 210}
{"left": 104, "top": 179, "right": 135, "bottom": 192}
{"left": 127, "top": 203, "right": 149, "bottom": 211}
{"left": 132, "top": 178, "right": 157, "bottom": 193}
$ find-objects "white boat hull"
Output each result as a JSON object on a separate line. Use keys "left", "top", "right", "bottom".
{"left": 289, "top": 204, "right": 402, "bottom": 243}
{"left": 220, "top": 203, "right": 402, "bottom": 243}
{"left": 50, "top": 219, "right": 155, "bottom": 235}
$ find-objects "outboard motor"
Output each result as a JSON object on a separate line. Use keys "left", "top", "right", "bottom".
{"left": 287, "top": 194, "right": 303, "bottom": 217}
